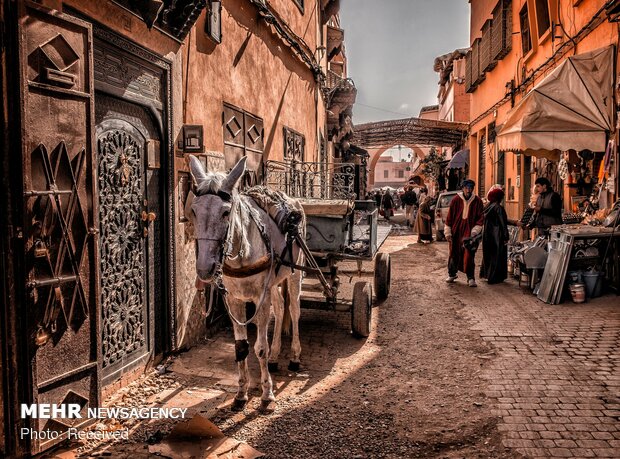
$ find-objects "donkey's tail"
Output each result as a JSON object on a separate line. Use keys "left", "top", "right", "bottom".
{"left": 282, "top": 278, "right": 292, "bottom": 336}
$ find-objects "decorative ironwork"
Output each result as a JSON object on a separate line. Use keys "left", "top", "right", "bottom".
{"left": 27, "top": 142, "right": 90, "bottom": 344}
{"left": 265, "top": 160, "right": 356, "bottom": 200}
{"left": 98, "top": 129, "right": 146, "bottom": 369}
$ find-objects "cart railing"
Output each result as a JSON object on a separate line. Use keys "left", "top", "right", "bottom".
{"left": 264, "top": 160, "right": 356, "bottom": 201}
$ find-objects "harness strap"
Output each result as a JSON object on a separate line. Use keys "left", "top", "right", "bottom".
{"left": 223, "top": 255, "right": 272, "bottom": 278}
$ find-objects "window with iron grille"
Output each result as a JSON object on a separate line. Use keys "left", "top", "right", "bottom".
{"left": 223, "top": 103, "right": 264, "bottom": 181}
{"left": 465, "top": 50, "right": 474, "bottom": 93}
{"left": 283, "top": 127, "right": 305, "bottom": 162}
{"left": 488, "top": 122, "right": 497, "bottom": 143}
{"left": 384, "top": 170, "right": 389, "bottom": 179}
{"left": 472, "top": 38, "right": 482, "bottom": 84}
{"left": 535, "top": 0, "right": 551, "bottom": 37}
{"left": 293, "top": 0, "right": 304, "bottom": 14}
{"left": 492, "top": 0, "right": 512, "bottom": 61}
{"left": 520, "top": 4, "right": 532, "bottom": 55}
{"left": 481, "top": 19, "right": 496, "bottom": 73}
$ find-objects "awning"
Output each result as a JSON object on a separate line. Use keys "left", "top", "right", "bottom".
{"left": 447, "top": 149, "right": 469, "bottom": 169}
{"left": 496, "top": 46, "right": 614, "bottom": 158}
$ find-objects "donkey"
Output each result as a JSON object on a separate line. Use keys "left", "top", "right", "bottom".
{"left": 188, "top": 155, "right": 304, "bottom": 411}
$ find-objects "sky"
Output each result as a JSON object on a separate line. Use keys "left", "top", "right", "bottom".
{"left": 340, "top": 0, "right": 470, "bottom": 125}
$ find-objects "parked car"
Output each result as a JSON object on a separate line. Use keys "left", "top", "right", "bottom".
{"left": 434, "top": 191, "right": 459, "bottom": 241}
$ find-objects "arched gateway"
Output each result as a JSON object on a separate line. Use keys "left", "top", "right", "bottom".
{"left": 351, "top": 117, "right": 469, "bottom": 188}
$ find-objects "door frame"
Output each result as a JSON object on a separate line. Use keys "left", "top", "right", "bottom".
{"left": 87, "top": 20, "right": 177, "bottom": 364}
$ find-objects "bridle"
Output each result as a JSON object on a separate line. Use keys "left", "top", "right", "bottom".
{"left": 191, "top": 188, "right": 275, "bottom": 327}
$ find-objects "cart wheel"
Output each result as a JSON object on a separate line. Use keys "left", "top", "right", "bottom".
{"left": 352, "top": 281, "right": 372, "bottom": 338}
{"left": 374, "top": 252, "right": 391, "bottom": 302}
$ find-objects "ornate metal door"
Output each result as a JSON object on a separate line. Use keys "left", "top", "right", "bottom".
{"left": 96, "top": 97, "right": 162, "bottom": 384}
{"left": 16, "top": 2, "right": 99, "bottom": 455}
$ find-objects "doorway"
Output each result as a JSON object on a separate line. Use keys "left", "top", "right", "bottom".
{"left": 91, "top": 26, "right": 173, "bottom": 385}
{"left": 95, "top": 94, "right": 166, "bottom": 384}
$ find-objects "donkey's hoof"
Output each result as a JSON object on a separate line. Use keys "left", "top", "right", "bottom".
{"left": 268, "top": 362, "right": 279, "bottom": 372}
{"left": 259, "top": 399, "right": 276, "bottom": 413}
{"left": 230, "top": 398, "right": 247, "bottom": 412}
{"left": 288, "top": 361, "right": 300, "bottom": 372}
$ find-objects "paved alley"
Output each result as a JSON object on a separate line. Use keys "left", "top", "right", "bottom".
{"left": 54, "top": 223, "right": 620, "bottom": 459}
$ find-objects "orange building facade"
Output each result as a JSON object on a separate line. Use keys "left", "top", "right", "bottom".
{"left": 466, "top": 0, "right": 620, "bottom": 220}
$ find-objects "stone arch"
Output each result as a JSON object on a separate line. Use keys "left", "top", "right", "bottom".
{"left": 367, "top": 144, "right": 428, "bottom": 188}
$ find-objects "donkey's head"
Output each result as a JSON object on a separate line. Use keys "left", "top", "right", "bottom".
{"left": 188, "top": 155, "right": 247, "bottom": 282}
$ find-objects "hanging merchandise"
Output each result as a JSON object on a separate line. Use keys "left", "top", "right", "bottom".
{"left": 558, "top": 157, "right": 569, "bottom": 181}
{"left": 603, "top": 139, "right": 614, "bottom": 173}
{"left": 605, "top": 140, "right": 616, "bottom": 195}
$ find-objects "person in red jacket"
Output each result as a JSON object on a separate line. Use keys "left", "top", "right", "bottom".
{"left": 444, "top": 179, "right": 484, "bottom": 287}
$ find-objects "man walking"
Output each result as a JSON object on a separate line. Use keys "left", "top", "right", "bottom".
{"left": 445, "top": 179, "right": 484, "bottom": 287}
{"left": 401, "top": 185, "right": 418, "bottom": 227}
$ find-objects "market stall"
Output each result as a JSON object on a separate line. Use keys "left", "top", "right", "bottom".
{"left": 498, "top": 46, "right": 620, "bottom": 303}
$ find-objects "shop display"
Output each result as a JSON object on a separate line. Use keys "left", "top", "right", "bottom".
{"left": 537, "top": 225, "right": 620, "bottom": 304}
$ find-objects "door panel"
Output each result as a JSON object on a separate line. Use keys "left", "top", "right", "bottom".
{"left": 95, "top": 95, "right": 163, "bottom": 384}
{"left": 97, "top": 122, "right": 148, "bottom": 379}
{"left": 17, "top": 2, "right": 98, "bottom": 454}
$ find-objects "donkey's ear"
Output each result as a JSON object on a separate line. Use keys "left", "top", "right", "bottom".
{"left": 188, "top": 155, "right": 207, "bottom": 185}
{"left": 221, "top": 156, "right": 247, "bottom": 194}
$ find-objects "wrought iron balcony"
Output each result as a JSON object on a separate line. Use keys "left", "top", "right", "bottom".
{"left": 264, "top": 160, "right": 356, "bottom": 200}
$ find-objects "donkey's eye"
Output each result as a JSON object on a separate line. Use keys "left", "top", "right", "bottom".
{"left": 222, "top": 210, "right": 230, "bottom": 218}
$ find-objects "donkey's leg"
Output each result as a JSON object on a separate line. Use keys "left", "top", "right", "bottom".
{"left": 287, "top": 270, "right": 303, "bottom": 372}
{"left": 268, "top": 282, "right": 285, "bottom": 372}
{"left": 254, "top": 292, "right": 275, "bottom": 410}
{"left": 228, "top": 297, "right": 250, "bottom": 411}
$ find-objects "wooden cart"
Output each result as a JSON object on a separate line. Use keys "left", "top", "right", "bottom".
{"left": 265, "top": 161, "right": 392, "bottom": 337}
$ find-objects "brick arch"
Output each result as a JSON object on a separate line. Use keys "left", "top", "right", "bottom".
{"left": 368, "top": 145, "right": 427, "bottom": 188}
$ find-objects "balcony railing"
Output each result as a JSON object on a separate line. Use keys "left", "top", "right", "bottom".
{"left": 264, "top": 160, "right": 356, "bottom": 200}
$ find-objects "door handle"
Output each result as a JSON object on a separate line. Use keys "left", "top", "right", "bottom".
{"left": 141, "top": 211, "right": 157, "bottom": 222}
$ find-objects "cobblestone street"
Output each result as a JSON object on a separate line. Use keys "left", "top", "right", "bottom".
{"left": 50, "top": 220, "right": 620, "bottom": 458}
